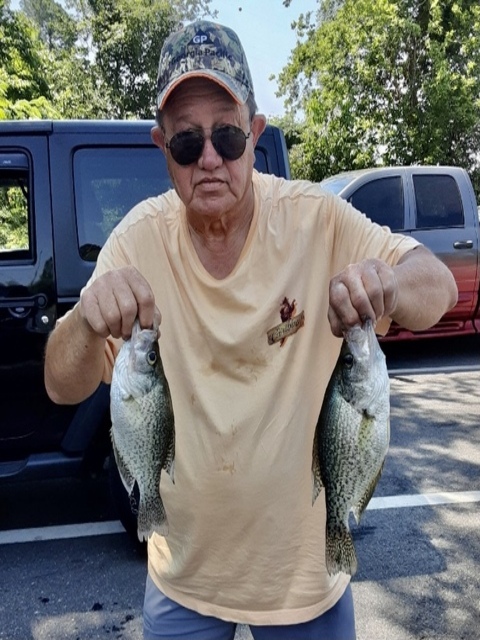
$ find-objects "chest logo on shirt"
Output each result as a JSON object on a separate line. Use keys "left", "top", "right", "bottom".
{"left": 267, "top": 297, "right": 305, "bottom": 346}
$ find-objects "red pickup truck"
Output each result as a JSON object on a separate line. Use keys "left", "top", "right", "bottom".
{"left": 321, "top": 166, "right": 480, "bottom": 340}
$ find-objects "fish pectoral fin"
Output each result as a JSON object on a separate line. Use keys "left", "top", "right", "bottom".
{"left": 353, "top": 461, "right": 385, "bottom": 524}
{"left": 311, "top": 469, "right": 323, "bottom": 505}
{"left": 112, "top": 442, "right": 136, "bottom": 495}
{"left": 162, "top": 436, "right": 175, "bottom": 484}
{"left": 311, "top": 434, "right": 324, "bottom": 505}
{"left": 165, "top": 459, "right": 175, "bottom": 483}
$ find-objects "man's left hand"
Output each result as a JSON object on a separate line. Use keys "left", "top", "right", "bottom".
{"left": 328, "top": 258, "right": 398, "bottom": 337}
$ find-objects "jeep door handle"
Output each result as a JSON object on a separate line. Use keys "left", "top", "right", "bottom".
{"left": 453, "top": 240, "right": 474, "bottom": 250}
{"left": 0, "top": 294, "right": 48, "bottom": 310}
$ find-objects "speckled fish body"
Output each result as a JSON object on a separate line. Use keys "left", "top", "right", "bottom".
{"left": 110, "top": 320, "right": 175, "bottom": 541}
{"left": 312, "top": 319, "right": 390, "bottom": 576}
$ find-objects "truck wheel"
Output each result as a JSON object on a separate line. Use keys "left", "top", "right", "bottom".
{"left": 108, "top": 452, "right": 145, "bottom": 550}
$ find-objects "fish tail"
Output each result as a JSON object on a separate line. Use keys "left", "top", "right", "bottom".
{"left": 136, "top": 491, "right": 169, "bottom": 542}
{"left": 325, "top": 522, "right": 358, "bottom": 577}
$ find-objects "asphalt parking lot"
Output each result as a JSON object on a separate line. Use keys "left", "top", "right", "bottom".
{"left": 0, "top": 370, "right": 479, "bottom": 639}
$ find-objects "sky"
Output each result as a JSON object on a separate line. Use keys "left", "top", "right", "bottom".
{"left": 9, "top": 0, "right": 316, "bottom": 117}
{"left": 208, "top": 0, "right": 316, "bottom": 116}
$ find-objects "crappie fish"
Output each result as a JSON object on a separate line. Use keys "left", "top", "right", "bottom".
{"left": 110, "top": 320, "right": 175, "bottom": 541}
{"left": 312, "top": 319, "right": 390, "bottom": 576}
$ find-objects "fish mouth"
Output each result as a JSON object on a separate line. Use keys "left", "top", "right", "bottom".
{"left": 345, "top": 324, "right": 370, "bottom": 362}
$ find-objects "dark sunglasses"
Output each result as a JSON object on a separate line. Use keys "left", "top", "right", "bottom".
{"left": 165, "top": 125, "right": 251, "bottom": 166}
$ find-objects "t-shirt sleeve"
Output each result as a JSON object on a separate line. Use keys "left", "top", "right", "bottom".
{"left": 55, "top": 226, "right": 131, "bottom": 384}
{"left": 323, "top": 191, "right": 421, "bottom": 334}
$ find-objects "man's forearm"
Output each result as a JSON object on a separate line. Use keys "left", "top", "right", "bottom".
{"left": 44, "top": 305, "right": 107, "bottom": 405}
{"left": 392, "top": 246, "right": 458, "bottom": 330}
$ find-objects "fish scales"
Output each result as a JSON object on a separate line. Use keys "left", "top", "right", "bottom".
{"left": 312, "top": 319, "right": 390, "bottom": 576}
{"left": 110, "top": 320, "right": 175, "bottom": 541}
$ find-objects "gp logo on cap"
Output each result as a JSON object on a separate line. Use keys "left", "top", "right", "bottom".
{"left": 191, "top": 32, "right": 212, "bottom": 45}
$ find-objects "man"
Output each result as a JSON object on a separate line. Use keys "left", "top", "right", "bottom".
{"left": 44, "top": 20, "right": 457, "bottom": 640}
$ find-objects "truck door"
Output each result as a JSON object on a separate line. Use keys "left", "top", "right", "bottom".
{"left": 345, "top": 173, "right": 408, "bottom": 234}
{"left": 408, "top": 171, "right": 480, "bottom": 324}
{"left": 0, "top": 137, "right": 72, "bottom": 469}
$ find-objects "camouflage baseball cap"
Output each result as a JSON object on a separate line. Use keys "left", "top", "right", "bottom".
{"left": 156, "top": 20, "right": 254, "bottom": 109}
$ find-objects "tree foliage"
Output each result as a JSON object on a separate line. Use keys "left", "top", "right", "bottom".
{"left": 75, "top": 0, "right": 178, "bottom": 119}
{"left": 0, "top": 1, "right": 60, "bottom": 118}
{"left": 21, "top": 0, "right": 77, "bottom": 49}
{"left": 1, "top": 0, "right": 214, "bottom": 120}
{"left": 277, "top": 0, "right": 480, "bottom": 194}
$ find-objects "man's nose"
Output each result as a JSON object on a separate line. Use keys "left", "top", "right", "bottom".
{"left": 198, "top": 135, "right": 222, "bottom": 169}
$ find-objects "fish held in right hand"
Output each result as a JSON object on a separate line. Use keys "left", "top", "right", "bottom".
{"left": 110, "top": 319, "right": 175, "bottom": 541}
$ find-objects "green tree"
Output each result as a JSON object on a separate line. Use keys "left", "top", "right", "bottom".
{"left": 14, "top": 0, "right": 214, "bottom": 119}
{"left": 20, "top": 0, "right": 77, "bottom": 49}
{"left": 0, "top": 181, "right": 29, "bottom": 250}
{"left": 68, "top": 0, "right": 214, "bottom": 119}
{"left": 0, "top": 0, "right": 60, "bottom": 118}
{"left": 277, "top": 0, "right": 480, "bottom": 194}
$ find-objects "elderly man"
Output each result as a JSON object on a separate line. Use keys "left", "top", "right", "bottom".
{"left": 45, "top": 20, "right": 457, "bottom": 640}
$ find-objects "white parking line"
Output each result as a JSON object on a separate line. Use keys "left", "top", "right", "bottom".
{"left": 0, "top": 520, "right": 125, "bottom": 545}
{"left": 389, "top": 364, "right": 480, "bottom": 376}
{"left": 1, "top": 490, "right": 479, "bottom": 545}
{"left": 368, "top": 490, "right": 480, "bottom": 510}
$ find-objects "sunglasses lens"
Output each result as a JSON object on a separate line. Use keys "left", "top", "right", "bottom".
{"left": 167, "top": 126, "right": 249, "bottom": 165}
{"left": 212, "top": 126, "right": 248, "bottom": 161}
{"left": 168, "top": 130, "right": 205, "bottom": 165}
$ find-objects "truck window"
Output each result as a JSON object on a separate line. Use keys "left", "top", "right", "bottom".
{"left": 73, "top": 147, "right": 172, "bottom": 261}
{"left": 348, "top": 176, "right": 404, "bottom": 231}
{"left": 0, "top": 153, "right": 32, "bottom": 261}
{"left": 413, "top": 174, "right": 464, "bottom": 229}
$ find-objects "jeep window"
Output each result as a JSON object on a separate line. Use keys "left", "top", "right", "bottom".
{"left": 347, "top": 177, "right": 404, "bottom": 232}
{"left": 413, "top": 174, "right": 464, "bottom": 229}
{"left": 254, "top": 148, "right": 268, "bottom": 174}
{"left": 0, "top": 153, "right": 32, "bottom": 261}
{"left": 73, "top": 147, "right": 172, "bottom": 261}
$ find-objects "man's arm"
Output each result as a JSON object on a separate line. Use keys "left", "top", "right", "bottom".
{"left": 44, "top": 266, "right": 158, "bottom": 405}
{"left": 389, "top": 245, "right": 458, "bottom": 330}
{"left": 328, "top": 245, "right": 458, "bottom": 337}
{"left": 44, "top": 305, "right": 107, "bottom": 405}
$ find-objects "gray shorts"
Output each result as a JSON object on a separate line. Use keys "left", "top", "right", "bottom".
{"left": 143, "top": 574, "right": 356, "bottom": 640}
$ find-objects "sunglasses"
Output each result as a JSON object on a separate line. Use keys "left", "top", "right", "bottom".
{"left": 165, "top": 125, "right": 251, "bottom": 166}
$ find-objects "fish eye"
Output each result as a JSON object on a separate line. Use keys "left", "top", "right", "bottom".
{"left": 146, "top": 350, "right": 157, "bottom": 366}
{"left": 343, "top": 353, "right": 354, "bottom": 368}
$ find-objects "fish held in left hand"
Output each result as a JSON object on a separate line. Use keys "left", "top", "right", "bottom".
{"left": 110, "top": 320, "right": 175, "bottom": 541}
{"left": 312, "top": 319, "right": 390, "bottom": 576}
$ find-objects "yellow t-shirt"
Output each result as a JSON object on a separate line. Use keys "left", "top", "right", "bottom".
{"left": 91, "top": 171, "right": 419, "bottom": 625}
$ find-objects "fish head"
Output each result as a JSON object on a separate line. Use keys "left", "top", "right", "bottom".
{"left": 338, "top": 319, "right": 389, "bottom": 416}
{"left": 114, "top": 321, "right": 161, "bottom": 399}
{"left": 130, "top": 322, "right": 160, "bottom": 377}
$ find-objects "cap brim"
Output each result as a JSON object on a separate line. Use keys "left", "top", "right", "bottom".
{"left": 157, "top": 70, "right": 248, "bottom": 110}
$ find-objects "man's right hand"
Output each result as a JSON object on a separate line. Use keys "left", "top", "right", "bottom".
{"left": 78, "top": 266, "right": 160, "bottom": 340}
{"left": 45, "top": 266, "right": 159, "bottom": 405}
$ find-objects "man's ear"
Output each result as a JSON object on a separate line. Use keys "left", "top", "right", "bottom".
{"left": 151, "top": 125, "right": 166, "bottom": 152}
{"left": 251, "top": 114, "right": 267, "bottom": 146}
